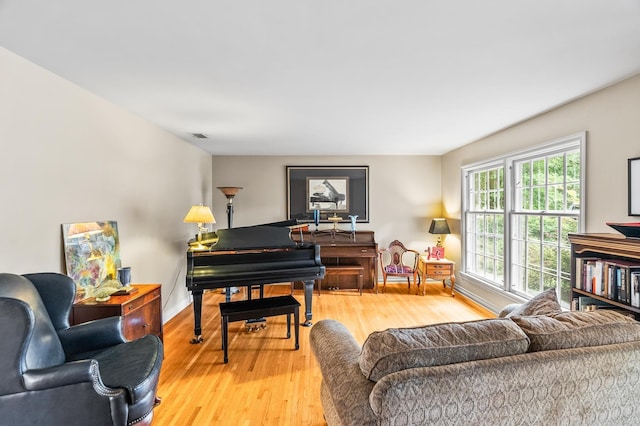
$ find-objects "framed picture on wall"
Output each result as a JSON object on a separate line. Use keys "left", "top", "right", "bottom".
{"left": 286, "top": 166, "right": 369, "bottom": 223}
{"left": 629, "top": 157, "right": 640, "bottom": 216}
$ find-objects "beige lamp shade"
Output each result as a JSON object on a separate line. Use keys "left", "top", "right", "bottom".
{"left": 217, "top": 186, "right": 243, "bottom": 199}
{"left": 183, "top": 205, "right": 216, "bottom": 224}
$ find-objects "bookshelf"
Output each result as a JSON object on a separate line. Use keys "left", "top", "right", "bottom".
{"left": 569, "top": 233, "right": 640, "bottom": 319}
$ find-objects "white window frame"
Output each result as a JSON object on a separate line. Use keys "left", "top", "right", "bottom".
{"left": 461, "top": 132, "right": 586, "bottom": 304}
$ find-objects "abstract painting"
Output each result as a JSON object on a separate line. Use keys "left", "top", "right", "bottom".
{"left": 62, "top": 220, "right": 121, "bottom": 294}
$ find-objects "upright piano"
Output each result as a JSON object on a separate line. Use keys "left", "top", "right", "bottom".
{"left": 186, "top": 223, "right": 325, "bottom": 343}
{"left": 291, "top": 229, "right": 378, "bottom": 291}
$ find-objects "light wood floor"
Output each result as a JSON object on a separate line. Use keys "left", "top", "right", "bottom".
{"left": 153, "top": 282, "right": 494, "bottom": 426}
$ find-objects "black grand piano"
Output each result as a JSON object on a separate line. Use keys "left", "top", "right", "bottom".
{"left": 185, "top": 222, "right": 325, "bottom": 343}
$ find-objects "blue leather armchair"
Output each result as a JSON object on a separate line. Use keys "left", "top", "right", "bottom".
{"left": 0, "top": 272, "right": 163, "bottom": 426}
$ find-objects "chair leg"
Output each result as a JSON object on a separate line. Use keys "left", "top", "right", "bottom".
{"left": 406, "top": 277, "right": 411, "bottom": 293}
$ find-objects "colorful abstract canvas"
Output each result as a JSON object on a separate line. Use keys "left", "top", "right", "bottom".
{"left": 62, "top": 220, "right": 121, "bottom": 293}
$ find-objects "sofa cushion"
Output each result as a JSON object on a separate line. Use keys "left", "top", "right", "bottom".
{"left": 503, "top": 288, "right": 562, "bottom": 318}
{"left": 358, "top": 318, "right": 530, "bottom": 382}
{"left": 511, "top": 310, "right": 640, "bottom": 352}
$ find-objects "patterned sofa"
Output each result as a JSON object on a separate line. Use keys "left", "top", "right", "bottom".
{"left": 310, "top": 289, "right": 640, "bottom": 425}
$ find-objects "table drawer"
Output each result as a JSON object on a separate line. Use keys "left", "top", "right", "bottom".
{"left": 124, "top": 288, "right": 161, "bottom": 312}
{"left": 425, "top": 266, "right": 452, "bottom": 275}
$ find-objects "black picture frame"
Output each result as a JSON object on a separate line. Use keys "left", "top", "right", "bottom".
{"left": 286, "top": 166, "right": 369, "bottom": 223}
{"left": 629, "top": 157, "right": 640, "bottom": 216}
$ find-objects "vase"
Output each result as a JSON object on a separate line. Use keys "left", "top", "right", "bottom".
{"left": 348, "top": 215, "right": 358, "bottom": 232}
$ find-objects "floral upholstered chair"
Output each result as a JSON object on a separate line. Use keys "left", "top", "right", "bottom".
{"left": 379, "top": 240, "right": 420, "bottom": 293}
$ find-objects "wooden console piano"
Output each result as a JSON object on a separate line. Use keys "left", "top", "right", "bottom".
{"left": 291, "top": 230, "right": 378, "bottom": 292}
{"left": 185, "top": 223, "right": 325, "bottom": 343}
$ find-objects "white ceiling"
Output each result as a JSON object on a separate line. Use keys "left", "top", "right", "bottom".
{"left": 1, "top": 1, "right": 640, "bottom": 156}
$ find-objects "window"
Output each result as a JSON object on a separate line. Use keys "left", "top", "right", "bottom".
{"left": 462, "top": 133, "right": 585, "bottom": 307}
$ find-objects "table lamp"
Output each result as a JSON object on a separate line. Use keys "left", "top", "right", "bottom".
{"left": 428, "top": 218, "right": 451, "bottom": 247}
{"left": 428, "top": 218, "right": 450, "bottom": 260}
{"left": 184, "top": 204, "right": 216, "bottom": 251}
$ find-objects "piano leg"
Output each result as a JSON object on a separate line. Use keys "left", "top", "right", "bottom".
{"left": 302, "top": 279, "right": 314, "bottom": 327}
{"left": 190, "top": 289, "right": 204, "bottom": 343}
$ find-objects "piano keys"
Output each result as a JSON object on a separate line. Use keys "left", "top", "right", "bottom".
{"left": 186, "top": 223, "right": 325, "bottom": 343}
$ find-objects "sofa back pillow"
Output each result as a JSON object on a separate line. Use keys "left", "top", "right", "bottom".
{"left": 503, "top": 288, "right": 562, "bottom": 318}
{"left": 511, "top": 310, "right": 640, "bottom": 352}
{"left": 359, "top": 318, "right": 530, "bottom": 382}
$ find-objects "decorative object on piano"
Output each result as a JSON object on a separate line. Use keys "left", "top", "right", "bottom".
{"left": 217, "top": 186, "right": 243, "bottom": 228}
{"left": 184, "top": 204, "right": 216, "bottom": 251}
{"left": 328, "top": 213, "right": 342, "bottom": 229}
{"left": 313, "top": 208, "right": 320, "bottom": 230}
{"left": 314, "top": 212, "right": 359, "bottom": 241}
{"left": 629, "top": 157, "right": 640, "bottom": 216}
{"left": 286, "top": 166, "right": 369, "bottom": 223}
{"left": 349, "top": 215, "right": 358, "bottom": 232}
{"left": 429, "top": 218, "right": 451, "bottom": 247}
{"left": 62, "top": 220, "right": 121, "bottom": 297}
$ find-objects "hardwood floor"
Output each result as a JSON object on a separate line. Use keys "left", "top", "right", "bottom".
{"left": 153, "top": 282, "right": 494, "bottom": 425}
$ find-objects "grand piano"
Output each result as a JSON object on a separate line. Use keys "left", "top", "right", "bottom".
{"left": 185, "top": 222, "right": 325, "bottom": 343}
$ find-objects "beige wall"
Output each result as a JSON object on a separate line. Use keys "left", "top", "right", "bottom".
{"left": 441, "top": 73, "right": 640, "bottom": 312}
{"left": 211, "top": 156, "right": 443, "bottom": 254}
{"left": 0, "top": 48, "right": 213, "bottom": 321}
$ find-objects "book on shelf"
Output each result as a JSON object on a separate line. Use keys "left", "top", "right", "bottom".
{"left": 576, "top": 257, "right": 600, "bottom": 293}
{"left": 605, "top": 260, "right": 640, "bottom": 305}
{"left": 575, "top": 257, "right": 640, "bottom": 305}
{"left": 632, "top": 271, "right": 640, "bottom": 308}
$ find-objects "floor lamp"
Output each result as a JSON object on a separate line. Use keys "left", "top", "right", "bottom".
{"left": 217, "top": 187, "right": 243, "bottom": 300}
{"left": 217, "top": 186, "right": 243, "bottom": 229}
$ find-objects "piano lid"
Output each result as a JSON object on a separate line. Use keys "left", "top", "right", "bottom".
{"left": 211, "top": 225, "right": 297, "bottom": 251}
{"left": 188, "top": 219, "right": 309, "bottom": 250}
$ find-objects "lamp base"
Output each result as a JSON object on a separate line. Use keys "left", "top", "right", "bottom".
{"left": 188, "top": 243, "right": 209, "bottom": 252}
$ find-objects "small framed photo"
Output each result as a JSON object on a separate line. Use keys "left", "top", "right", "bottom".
{"left": 629, "top": 157, "right": 640, "bottom": 216}
{"left": 429, "top": 246, "right": 445, "bottom": 260}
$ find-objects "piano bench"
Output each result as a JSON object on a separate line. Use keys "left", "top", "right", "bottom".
{"left": 219, "top": 295, "right": 301, "bottom": 363}
{"left": 322, "top": 265, "right": 364, "bottom": 295}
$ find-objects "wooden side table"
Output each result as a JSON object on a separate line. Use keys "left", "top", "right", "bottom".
{"left": 417, "top": 256, "right": 456, "bottom": 296}
{"left": 71, "top": 284, "right": 163, "bottom": 341}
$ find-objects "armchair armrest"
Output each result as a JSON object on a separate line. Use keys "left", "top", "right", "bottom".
{"left": 58, "top": 317, "right": 127, "bottom": 359}
{"left": 407, "top": 248, "right": 420, "bottom": 268}
{"left": 23, "top": 359, "right": 97, "bottom": 391}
